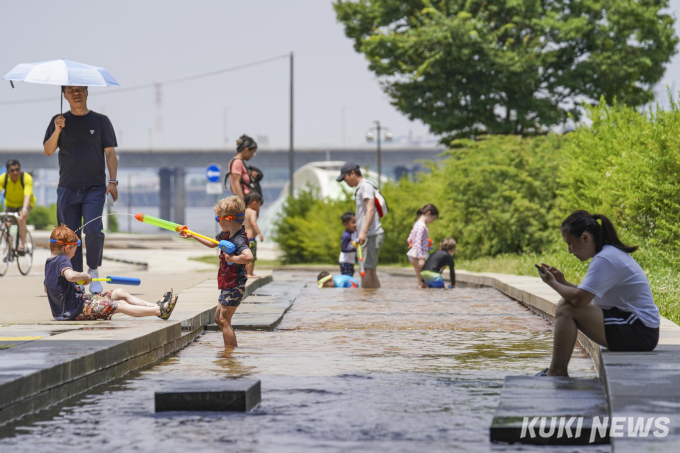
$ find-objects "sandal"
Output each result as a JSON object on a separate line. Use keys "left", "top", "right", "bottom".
{"left": 535, "top": 368, "right": 549, "bottom": 377}
{"left": 156, "top": 289, "right": 173, "bottom": 308}
{"left": 159, "top": 295, "right": 179, "bottom": 320}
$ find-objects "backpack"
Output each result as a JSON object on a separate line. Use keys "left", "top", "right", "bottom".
{"left": 3, "top": 171, "right": 24, "bottom": 191}
{"left": 356, "top": 179, "right": 389, "bottom": 218}
{"left": 224, "top": 158, "right": 264, "bottom": 198}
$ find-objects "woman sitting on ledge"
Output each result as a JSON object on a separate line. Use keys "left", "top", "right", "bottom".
{"left": 537, "top": 210, "right": 660, "bottom": 377}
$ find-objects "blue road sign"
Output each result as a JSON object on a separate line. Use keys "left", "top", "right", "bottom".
{"left": 205, "top": 164, "right": 221, "bottom": 183}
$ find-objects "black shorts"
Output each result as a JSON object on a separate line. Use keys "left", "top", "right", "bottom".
{"left": 602, "top": 307, "right": 659, "bottom": 352}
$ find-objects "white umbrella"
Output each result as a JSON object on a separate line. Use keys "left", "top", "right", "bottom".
{"left": 3, "top": 59, "right": 120, "bottom": 114}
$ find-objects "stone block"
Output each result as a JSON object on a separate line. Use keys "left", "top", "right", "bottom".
{"left": 155, "top": 379, "right": 261, "bottom": 412}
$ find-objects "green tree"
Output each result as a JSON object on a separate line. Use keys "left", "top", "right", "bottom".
{"left": 334, "top": 0, "right": 677, "bottom": 140}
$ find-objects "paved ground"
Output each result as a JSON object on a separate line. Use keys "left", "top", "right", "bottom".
{"left": 0, "top": 241, "right": 217, "bottom": 324}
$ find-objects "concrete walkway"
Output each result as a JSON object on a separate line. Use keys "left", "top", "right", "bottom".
{"left": 0, "top": 237, "right": 280, "bottom": 425}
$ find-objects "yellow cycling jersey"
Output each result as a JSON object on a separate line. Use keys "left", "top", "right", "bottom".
{"left": 0, "top": 172, "right": 36, "bottom": 209}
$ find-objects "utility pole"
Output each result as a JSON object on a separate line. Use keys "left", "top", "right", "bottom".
{"left": 375, "top": 120, "right": 382, "bottom": 189}
{"left": 289, "top": 52, "right": 295, "bottom": 197}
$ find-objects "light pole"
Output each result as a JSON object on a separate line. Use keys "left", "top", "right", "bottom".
{"left": 289, "top": 51, "right": 294, "bottom": 197}
{"left": 366, "top": 121, "right": 393, "bottom": 189}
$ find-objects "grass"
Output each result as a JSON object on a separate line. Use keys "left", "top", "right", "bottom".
{"left": 458, "top": 248, "right": 680, "bottom": 327}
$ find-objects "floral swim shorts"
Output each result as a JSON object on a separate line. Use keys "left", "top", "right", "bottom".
{"left": 75, "top": 291, "right": 119, "bottom": 320}
{"left": 218, "top": 283, "right": 246, "bottom": 307}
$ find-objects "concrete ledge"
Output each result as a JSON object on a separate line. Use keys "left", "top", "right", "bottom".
{"left": 155, "top": 379, "right": 261, "bottom": 412}
{"left": 0, "top": 272, "right": 273, "bottom": 426}
{"left": 206, "top": 280, "right": 306, "bottom": 332}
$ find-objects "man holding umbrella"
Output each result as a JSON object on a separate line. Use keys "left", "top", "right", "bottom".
{"left": 43, "top": 86, "right": 118, "bottom": 294}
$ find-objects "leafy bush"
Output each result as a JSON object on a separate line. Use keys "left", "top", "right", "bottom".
{"left": 27, "top": 204, "right": 58, "bottom": 230}
{"left": 273, "top": 189, "right": 354, "bottom": 264}
{"left": 559, "top": 98, "right": 680, "bottom": 267}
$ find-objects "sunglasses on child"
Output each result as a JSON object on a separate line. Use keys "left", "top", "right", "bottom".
{"left": 50, "top": 238, "right": 81, "bottom": 247}
{"left": 215, "top": 213, "right": 245, "bottom": 223}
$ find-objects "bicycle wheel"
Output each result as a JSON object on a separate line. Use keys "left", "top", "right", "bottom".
{"left": 0, "top": 230, "right": 9, "bottom": 277}
{"left": 17, "top": 230, "right": 34, "bottom": 275}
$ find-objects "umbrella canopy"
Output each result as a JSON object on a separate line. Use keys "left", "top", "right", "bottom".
{"left": 3, "top": 59, "right": 120, "bottom": 87}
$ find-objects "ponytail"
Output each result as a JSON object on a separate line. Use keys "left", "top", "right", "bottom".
{"left": 561, "top": 210, "right": 637, "bottom": 254}
{"left": 415, "top": 203, "right": 439, "bottom": 222}
{"left": 236, "top": 134, "right": 257, "bottom": 153}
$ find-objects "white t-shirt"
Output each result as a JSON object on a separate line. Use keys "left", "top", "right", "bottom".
{"left": 355, "top": 179, "right": 384, "bottom": 237}
{"left": 578, "top": 245, "right": 659, "bottom": 328}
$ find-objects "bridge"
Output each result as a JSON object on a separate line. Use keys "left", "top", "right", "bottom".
{"left": 0, "top": 147, "right": 445, "bottom": 225}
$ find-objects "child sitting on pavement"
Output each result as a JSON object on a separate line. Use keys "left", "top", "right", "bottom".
{"left": 420, "top": 238, "right": 456, "bottom": 289}
{"left": 243, "top": 192, "right": 264, "bottom": 279}
{"left": 407, "top": 204, "right": 439, "bottom": 288}
{"left": 44, "top": 225, "right": 177, "bottom": 321}
{"left": 338, "top": 211, "right": 358, "bottom": 277}
{"left": 180, "top": 196, "right": 253, "bottom": 348}
{"left": 317, "top": 271, "right": 360, "bottom": 288}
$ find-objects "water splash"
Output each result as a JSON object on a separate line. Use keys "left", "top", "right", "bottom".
{"left": 74, "top": 213, "right": 137, "bottom": 234}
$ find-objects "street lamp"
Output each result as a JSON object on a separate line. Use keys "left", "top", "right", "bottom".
{"left": 366, "top": 121, "right": 393, "bottom": 188}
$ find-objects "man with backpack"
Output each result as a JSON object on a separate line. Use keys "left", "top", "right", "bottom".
{"left": 337, "top": 162, "right": 386, "bottom": 288}
{"left": 0, "top": 159, "right": 36, "bottom": 254}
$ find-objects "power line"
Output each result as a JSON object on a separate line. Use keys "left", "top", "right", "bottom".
{"left": 0, "top": 53, "right": 290, "bottom": 107}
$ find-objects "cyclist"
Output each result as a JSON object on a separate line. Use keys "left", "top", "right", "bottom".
{"left": 0, "top": 159, "right": 36, "bottom": 254}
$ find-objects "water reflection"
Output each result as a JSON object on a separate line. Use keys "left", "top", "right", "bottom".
{"left": 0, "top": 272, "right": 605, "bottom": 453}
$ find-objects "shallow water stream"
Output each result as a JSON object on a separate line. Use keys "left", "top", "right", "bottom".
{"left": 0, "top": 272, "right": 607, "bottom": 452}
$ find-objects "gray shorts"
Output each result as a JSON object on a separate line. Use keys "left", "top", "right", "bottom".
{"left": 364, "top": 233, "right": 384, "bottom": 269}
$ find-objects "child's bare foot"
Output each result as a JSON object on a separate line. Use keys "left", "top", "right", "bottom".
{"left": 246, "top": 274, "right": 261, "bottom": 279}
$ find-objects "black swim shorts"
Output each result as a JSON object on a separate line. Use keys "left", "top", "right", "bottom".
{"left": 603, "top": 307, "right": 659, "bottom": 352}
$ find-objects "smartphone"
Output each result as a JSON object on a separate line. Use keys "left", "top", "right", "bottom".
{"left": 534, "top": 264, "right": 545, "bottom": 275}
{"left": 106, "top": 193, "right": 115, "bottom": 208}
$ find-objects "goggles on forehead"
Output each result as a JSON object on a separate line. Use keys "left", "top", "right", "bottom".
{"left": 317, "top": 274, "right": 333, "bottom": 288}
{"left": 50, "top": 238, "right": 81, "bottom": 247}
{"left": 215, "top": 213, "right": 245, "bottom": 223}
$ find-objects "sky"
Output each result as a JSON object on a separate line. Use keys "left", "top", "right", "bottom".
{"left": 1, "top": 0, "right": 679, "bottom": 151}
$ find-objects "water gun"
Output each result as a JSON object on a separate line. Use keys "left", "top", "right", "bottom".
{"left": 428, "top": 238, "right": 434, "bottom": 252}
{"left": 135, "top": 213, "right": 235, "bottom": 260}
{"left": 353, "top": 240, "right": 365, "bottom": 277}
{"left": 77, "top": 276, "right": 141, "bottom": 285}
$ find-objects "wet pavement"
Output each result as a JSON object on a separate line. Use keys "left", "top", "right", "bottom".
{"left": 0, "top": 271, "right": 606, "bottom": 453}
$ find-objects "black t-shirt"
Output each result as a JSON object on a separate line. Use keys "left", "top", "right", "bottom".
{"left": 215, "top": 227, "right": 250, "bottom": 289}
{"left": 44, "top": 254, "right": 84, "bottom": 320}
{"left": 43, "top": 111, "right": 117, "bottom": 187}
{"left": 421, "top": 250, "right": 455, "bottom": 286}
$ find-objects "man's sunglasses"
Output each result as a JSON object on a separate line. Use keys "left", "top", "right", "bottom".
{"left": 8, "top": 167, "right": 20, "bottom": 173}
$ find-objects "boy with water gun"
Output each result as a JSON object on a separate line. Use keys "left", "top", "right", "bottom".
{"left": 180, "top": 195, "right": 253, "bottom": 348}
{"left": 44, "top": 225, "right": 177, "bottom": 321}
{"left": 243, "top": 192, "right": 264, "bottom": 279}
{"left": 338, "top": 211, "right": 358, "bottom": 277}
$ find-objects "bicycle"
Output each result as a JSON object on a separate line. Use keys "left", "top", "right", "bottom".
{"left": 0, "top": 211, "right": 34, "bottom": 276}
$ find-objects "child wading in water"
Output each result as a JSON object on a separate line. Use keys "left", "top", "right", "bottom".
{"left": 407, "top": 204, "right": 439, "bottom": 288}
{"left": 420, "top": 238, "right": 456, "bottom": 288}
{"left": 44, "top": 225, "right": 177, "bottom": 321}
{"left": 338, "top": 212, "right": 357, "bottom": 277}
{"left": 243, "top": 192, "right": 264, "bottom": 278}
{"left": 181, "top": 196, "right": 253, "bottom": 348}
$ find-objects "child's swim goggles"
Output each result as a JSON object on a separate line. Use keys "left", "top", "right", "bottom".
{"left": 215, "top": 213, "right": 245, "bottom": 224}
{"left": 50, "top": 238, "right": 81, "bottom": 247}
{"left": 317, "top": 274, "right": 333, "bottom": 288}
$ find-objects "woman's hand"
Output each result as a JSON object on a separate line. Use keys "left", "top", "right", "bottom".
{"left": 541, "top": 263, "right": 566, "bottom": 285}
{"left": 538, "top": 264, "right": 556, "bottom": 285}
